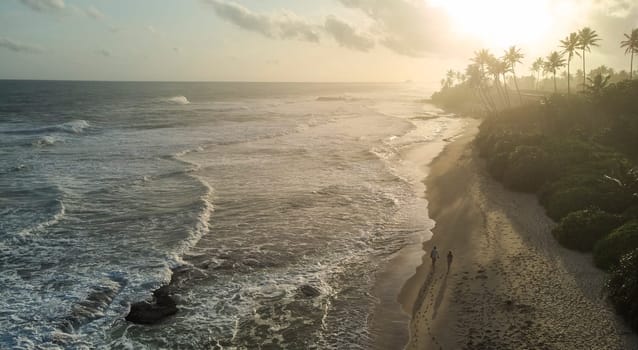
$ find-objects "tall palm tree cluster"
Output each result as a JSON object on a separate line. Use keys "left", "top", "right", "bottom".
{"left": 441, "top": 27, "right": 638, "bottom": 112}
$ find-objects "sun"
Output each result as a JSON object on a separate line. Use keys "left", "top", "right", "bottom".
{"left": 428, "top": 0, "right": 563, "bottom": 50}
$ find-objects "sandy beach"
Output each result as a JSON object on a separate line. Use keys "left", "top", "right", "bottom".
{"left": 397, "top": 119, "right": 638, "bottom": 350}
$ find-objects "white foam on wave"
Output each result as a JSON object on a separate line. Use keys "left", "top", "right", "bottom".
{"left": 166, "top": 153, "right": 215, "bottom": 265}
{"left": 57, "top": 120, "right": 90, "bottom": 134}
{"left": 32, "top": 135, "right": 64, "bottom": 147}
{"left": 3, "top": 120, "right": 90, "bottom": 136}
{"left": 316, "top": 95, "right": 361, "bottom": 102}
{"left": 166, "top": 96, "right": 190, "bottom": 105}
{"left": 17, "top": 199, "right": 66, "bottom": 237}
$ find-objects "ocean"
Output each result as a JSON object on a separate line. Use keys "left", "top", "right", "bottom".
{"left": 0, "top": 81, "right": 466, "bottom": 349}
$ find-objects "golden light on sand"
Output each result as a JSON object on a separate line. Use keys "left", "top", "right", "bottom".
{"left": 428, "top": 0, "right": 571, "bottom": 49}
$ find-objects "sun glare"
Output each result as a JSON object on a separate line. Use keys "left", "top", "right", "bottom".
{"left": 428, "top": 0, "right": 567, "bottom": 50}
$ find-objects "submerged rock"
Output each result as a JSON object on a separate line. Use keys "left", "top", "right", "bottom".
{"left": 125, "top": 286, "right": 178, "bottom": 324}
{"left": 298, "top": 285, "right": 321, "bottom": 298}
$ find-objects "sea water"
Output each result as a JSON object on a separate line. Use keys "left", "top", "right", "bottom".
{"left": 0, "top": 81, "right": 466, "bottom": 349}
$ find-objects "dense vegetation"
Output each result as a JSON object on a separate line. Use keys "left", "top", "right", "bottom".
{"left": 472, "top": 81, "right": 638, "bottom": 330}
{"left": 607, "top": 248, "right": 638, "bottom": 331}
{"left": 433, "top": 25, "right": 638, "bottom": 331}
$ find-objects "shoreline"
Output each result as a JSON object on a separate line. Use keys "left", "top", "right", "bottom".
{"left": 395, "top": 118, "right": 638, "bottom": 349}
{"left": 369, "top": 116, "right": 474, "bottom": 349}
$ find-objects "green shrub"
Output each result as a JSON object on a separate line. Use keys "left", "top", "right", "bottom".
{"left": 539, "top": 173, "right": 602, "bottom": 206}
{"left": 486, "top": 152, "right": 509, "bottom": 180}
{"left": 593, "top": 220, "right": 638, "bottom": 269}
{"left": 552, "top": 209, "right": 625, "bottom": 251}
{"left": 541, "top": 177, "right": 635, "bottom": 221}
{"left": 623, "top": 206, "right": 638, "bottom": 220}
{"left": 607, "top": 248, "right": 638, "bottom": 331}
{"left": 543, "top": 137, "right": 597, "bottom": 166}
{"left": 502, "top": 145, "right": 550, "bottom": 192}
{"left": 544, "top": 186, "right": 603, "bottom": 221}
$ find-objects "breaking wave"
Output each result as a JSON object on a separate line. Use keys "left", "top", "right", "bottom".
{"left": 1, "top": 120, "right": 90, "bottom": 135}
{"left": 165, "top": 96, "right": 190, "bottom": 105}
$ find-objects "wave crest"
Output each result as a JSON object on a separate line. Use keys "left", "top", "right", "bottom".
{"left": 1, "top": 120, "right": 90, "bottom": 135}
{"left": 33, "top": 135, "right": 64, "bottom": 147}
{"left": 58, "top": 120, "right": 90, "bottom": 134}
{"left": 166, "top": 96, "right": 190, "bottom": 105}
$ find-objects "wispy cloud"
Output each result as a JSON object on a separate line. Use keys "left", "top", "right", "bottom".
{"left": 18, "top": 0, "right": 65, "bottom": 12}
{"left": 594, "top": 0, "right": 636, "bottom": 17}
{"left": 324, "top": 16, "right": 374, "bottom": 51}
{"left": 203, "top": 0, "right": 463, "bottom": 56}
{"left": 0, "top": 37, "right": 44, "bottom": 54}
{"left": 83, "top": 6, "right": 104, "bottom": 20}
{"left": 338, "top": 0, "right": 455, "bottom": 57}
{"left": 20, "top": 0, "right": 107, "bottom": 22}
{"left": 203, "top": 0, "right": 320, "bottom": 43}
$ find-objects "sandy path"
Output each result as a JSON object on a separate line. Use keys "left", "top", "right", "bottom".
{"left": 399, "top": 120, "right": 638, "bottom": 350}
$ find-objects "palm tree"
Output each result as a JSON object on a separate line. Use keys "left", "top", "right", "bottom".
{"left": 466, "top": 63, "right": 492, "bottom": 112}
{"left": 578, "top": 27, "right": 601, "bottom": 90}
{"left": 531, "top": 57, "right": 544, "bottom": 90}
{"left": 545, "top": 51, "right": 566, "bottom": 93}
{"left": 621, "top": 28, "right": 638, "bottom": 79}
{"left": 472, "top": 49, "right": 492, "bottom": 77}
{"left": 560, "top": 32, "right": 581, "bottom": 95}
{"left": 472, "top": 49, "right": 497, "bottom": 109}
{"left": 585, "top": 73, "right": 611, "bottom": 96}
{"left": 503, "top": 46, "right": 524, "bottom": 104}
{"left": 487, "top": 55, "right": 509, "bottom": 107}
{"left": 445, "top": 69, "right": 455, "bottom": 88}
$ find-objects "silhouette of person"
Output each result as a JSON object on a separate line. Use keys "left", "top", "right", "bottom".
{"left": 447, "top": 251, "right": 453, "bottom": 272}
{"left": 430, "top": 246, "right": 439, "bottom": 268}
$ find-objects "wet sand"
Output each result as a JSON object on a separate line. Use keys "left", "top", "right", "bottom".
{"left": 398, "top": 120, "right": 638, "bottom": 349}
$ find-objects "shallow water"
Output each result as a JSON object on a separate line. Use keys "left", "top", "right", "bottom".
{"left": 0, "top": 81, "right": 465, "bottom": 349}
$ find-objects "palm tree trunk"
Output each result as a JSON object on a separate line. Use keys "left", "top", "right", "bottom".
{"left": 513, "top": 68, "right": 522, "bottom": 105}
{"left": 502, "top": 73, "right": 511, "bottom": 107}
{"left": 553, "top": 72, "right": 557, "bottom": 93}
{"left": 482, "top": 85, "right": 497, "bottom": 112}
{"left": 477, "top": 87, "right": 492, "bottom": 113}
{"left": 494, "top": 78, "right": 506, "bottom": 108}
{"left": 536, "top": 71, "right": 540, "bottom": 90}
{"left": 631, "top": 51, "right": 634, "bottom": 80}
{"left": 582, "top": 49, "right": 587, "bottom": 91}
{"left": 567, "top": 56, "right": 571, "bottom": 95}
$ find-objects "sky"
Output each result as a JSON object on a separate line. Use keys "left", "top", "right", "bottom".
{"left": 0, "top": 0, "right": 637, "bottom": 82}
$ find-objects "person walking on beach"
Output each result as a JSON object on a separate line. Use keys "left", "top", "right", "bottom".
{"left": 447, "top": 251, "right": 453, "bottom": 273}
{"left": 430, "top": 246, "right": 440, "bottom": 268}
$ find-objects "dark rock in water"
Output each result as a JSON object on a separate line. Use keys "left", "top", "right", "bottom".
{"left": 59, "top": 280, "right": 125, "bottom": 332}
{"left": 126, "top": 285, "right": 178, "bottom": 324}
{"left": 298, "top": 285, "right": 321, "bottom": 298}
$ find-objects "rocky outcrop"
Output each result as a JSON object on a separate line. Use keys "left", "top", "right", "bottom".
{"left": 298, "top": 284, "right": 321, "bottom": 298}
{"left": 125, "top": 286, "right": 178, "bottom": 324}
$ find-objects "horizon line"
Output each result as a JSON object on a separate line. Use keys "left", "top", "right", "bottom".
{"left": 0, "top": 78, "right": 432, "bottom": 84}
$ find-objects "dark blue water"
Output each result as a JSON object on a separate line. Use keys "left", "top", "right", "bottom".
{"left": 0, "top": 80, "right": 462, "bottom": 349}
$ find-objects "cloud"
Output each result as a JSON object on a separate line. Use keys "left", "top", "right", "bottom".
{"left": 147, "top": 25, "right": 157, "bottom": 34}
{"left": 324, "top": 16, "right": 374, "bottom": 51}
{"left": 582, "top": 4, "right": 638, "bottom": 57}
{"left": 18, "top": 0, "right": 65, "bottom": 12}
{"left": 97, "top": 49, "right": 111, "bottom": 57}
{"left": 203, "top": 0, "right": 320, "bottom": 42}
{"left": 0, "top": 37, "right": 44, "bottom": 53}
{"left": 83, "top": 6, "right": 104, "bottom": 20}
{"left": 593, "top": 0, "right": 636, "bottom": 17}
{"left": 338, "top": 0, "right": 458, "bottom": 57}
{"left": 202, "top": 0, "right": 464, "bottom": 56}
